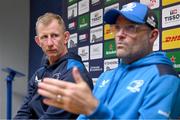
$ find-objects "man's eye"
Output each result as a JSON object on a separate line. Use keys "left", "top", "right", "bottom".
{"left": 51, "top": 34, "right": 59, "bottom": 38}
{"left": 40, "top": 36, "right": 48, "bottom": 40}
{"left": 115, "top": 25, "right": 121, "bottom": 30}
{"left": 126, "top": 25, "right": 136, "bottom": 31}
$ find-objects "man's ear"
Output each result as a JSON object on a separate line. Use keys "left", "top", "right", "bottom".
{"left": 35, "top": 36, "right": 41, "bottom": 47}
{"left": 149, "top": 29, "right": 159, "bottom": 44}
{"left": 64, "top": 31, "right": 70, "bottom": 45}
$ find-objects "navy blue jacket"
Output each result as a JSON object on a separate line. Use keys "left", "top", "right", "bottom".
{"left": 14, "top": 52, "right": 93, "bottom": 119}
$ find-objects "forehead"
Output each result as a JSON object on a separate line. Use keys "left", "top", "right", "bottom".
{"left": 115, "top": 16, "right": 135, "bottom": 25}
{"left": 38, "top": 19, "right": 60, "bottom": 28}
{"left": 37, "top": 20, "right": 64, "bottom": 34}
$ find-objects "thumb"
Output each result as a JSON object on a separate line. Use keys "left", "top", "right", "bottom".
{"left": 72, "top": 67, "right": 84, "bottom": 83}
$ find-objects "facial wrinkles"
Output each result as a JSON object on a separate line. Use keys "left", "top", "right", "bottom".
{"left": 126, "top": 31, "right": 150, "bottom": 62}
{"left": 115, "top": 17, "right": 135, "bottom": 48}
{"left": 115, "top": 20, "right": 135, "bottom": 55}
{"left": 38, "top": 21, "right": 66, "bottom": 64}
{"left": 115, "top": 16, "right": 152, "bottom": 63}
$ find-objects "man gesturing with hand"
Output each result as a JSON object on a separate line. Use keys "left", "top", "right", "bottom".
{"left": 38, "top": 67, "right": 98, "bottom": 115}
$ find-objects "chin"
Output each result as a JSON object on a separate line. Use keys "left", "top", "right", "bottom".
{"left": 47, "top": 54, "right": 57, "bottom": 59}
{"left": 116, "top": 50, "right": 126, "bottom": 57}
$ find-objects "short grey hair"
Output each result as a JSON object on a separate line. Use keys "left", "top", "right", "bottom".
{"left": 35, "top": 12, "right": 66, "bottom": 34}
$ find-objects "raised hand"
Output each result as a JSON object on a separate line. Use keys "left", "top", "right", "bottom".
{"left": 38, "top": 67, "right": 98, "bottom": 115}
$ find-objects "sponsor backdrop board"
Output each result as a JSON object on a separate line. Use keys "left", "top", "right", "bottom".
{"left": 167, "top": 51, "right": 180, "bottom": 72}
{"left": 65, "top": 0, "right": 180, "bottom": 81}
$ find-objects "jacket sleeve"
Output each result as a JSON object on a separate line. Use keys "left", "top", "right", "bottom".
{"left": 14, "top": 74, "right": 37, "bottom": 119}
{"left": 139, "top": 75, "right": 180, "bottom": 119}
{"left": 66, "top": 59, "right": 94, "bottom": 89}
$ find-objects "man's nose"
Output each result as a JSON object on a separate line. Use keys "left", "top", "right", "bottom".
{"left": 115, "top": 28, "right": 126, "bottom": 37}
{"left": 47, "top": 37, "right": 54, "bottom": 45}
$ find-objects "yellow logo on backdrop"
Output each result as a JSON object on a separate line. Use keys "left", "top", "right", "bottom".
{"left": 162, "top": 0, "right": 180, "bottom": 6}
{"left": 162, "top": 28, "right": 180, "bottom": 50}
{"left": 104, "top": 24, "right": 114, "bottom": 40}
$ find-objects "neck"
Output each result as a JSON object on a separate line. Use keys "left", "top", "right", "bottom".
{"left": 48, "top": 50, "right": 68, "bottom": 65}
{"left": 122, "top": 50, "right": 152, "bottom": 64}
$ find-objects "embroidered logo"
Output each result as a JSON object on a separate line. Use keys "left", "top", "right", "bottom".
{"left": 121, "top": 2, "right": 136, "bottom": 12}
{"left": 147, "top": 16, "right": 156, "bottom": 28}
{"left": 126, "top": 80, "right": 144, "bottom": 93}
{"left": 52, "top": 72, "right": 62, "bottom": 79}
{"left": 158, "top": 110, "right": 170, "bottom": 117}
{"left": 35, "top": 75, "right": 42, "bottom": 83}
{"left": 99, "top": 79, "right": 109, "bottom": 88}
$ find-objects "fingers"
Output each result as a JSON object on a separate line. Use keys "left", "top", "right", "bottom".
{"left": 43, "top": 98, "right": 64, "bottom": 109}
{"left": 38, "top": 81, "right": 65, "bottom": 97}
{"left": 42, "top": 98, "right": 78, "bottom": 115}
{"left": 38, "top": 88, "right": 56, "bottom": 99}
{"left": 42, "top": 78, "right": 73, "bottom": 89}
{"left": 72, "top": 67, "right": 84, "bottom": 84}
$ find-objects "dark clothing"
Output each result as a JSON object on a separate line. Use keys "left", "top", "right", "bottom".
{"left": 14, "top": 52, "right": 93, "bottom": 119}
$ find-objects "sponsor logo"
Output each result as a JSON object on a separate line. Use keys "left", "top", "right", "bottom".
{"left": 68, "top": 21, "right": 76, "bottom": 30}
{"left": 78, "top": 14, "right": 89, "bottom": 30}
{"left": 79, "top": 49, "right": 88, "bottom": 56}
{"left": 68, "top": 33, "right": 77, "bottom": 48}
{"left": 105, "top": 0, "right": 118, "bottom": 6}
{"left": 91, "top": 0, "right": 100, "bottom": 5}
{"left": 90, "top": 66, "right": 103, "bottom": 72}
{"left": 91, "top": 15, "right": 101, "bottom": 22}
{"left": 165, "top": 9, "right": 179, "bottom": 22}
{"left": 162, "top": 0, "right": 179, "bottom": 6}
{"left": 140, "top": 0, "right": 160, "bottom": 9}
{"left": 106, "top": 43, "right": 116, "bottom": 54}
{"left": 104, "top": 40, "right": 116, "bottom": 58}
{"left": 106, "top": 50, "right": 116, "bottom": 55}
{"left": 104, "top": 60, "right": 118, "bottom": 65}
{"left": 78, "top": 46, "right": 89, "bottom": 61}
{"left": 104, "top": 58, "right": 118, "bottom": 71}
{"left": 104, "top": 24, "right": 115, "bottom": 40}
{"left": 78, "top": 0, "right": 89, "bottom": 15}
{"left": 162, "top": 28, "right": 180, "bottom": 50}
{"left": 166, "top": 51, "right": 180, "bottom": 72}
{"left": 89, "top": 60, "right": 104, "bottom": 77}
{"left": 90, "top": 43, "right": 103, "bottom": 60}
{"left": 90, "top": 26, "right": 103, "bottom": 43}
{"left": 68, "top": 3, "right": 77, "bottom": 19}
{"left": 162, "top": 4, "right": 180, "bottom": 28}
{"left": 79, "top": 33, "right": 88, "bottom": 41}
{"left": 104, "top": 3, "right": 119, "bottom": 13}
{"left": 164, "top": 35, "right": 180, "bottom": 43}
{"left": 90, "top": 9, "right": 103, "bottom": 27}
{"left": 170, "top": 56, "right": 176, "bottom": 63}
{"left": 68, "top": 0, "right": 77, "bottom": 5}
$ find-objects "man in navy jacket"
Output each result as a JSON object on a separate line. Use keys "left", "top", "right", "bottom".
{"left": 14, "top": 12, "right": 93, "bottom": 119}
